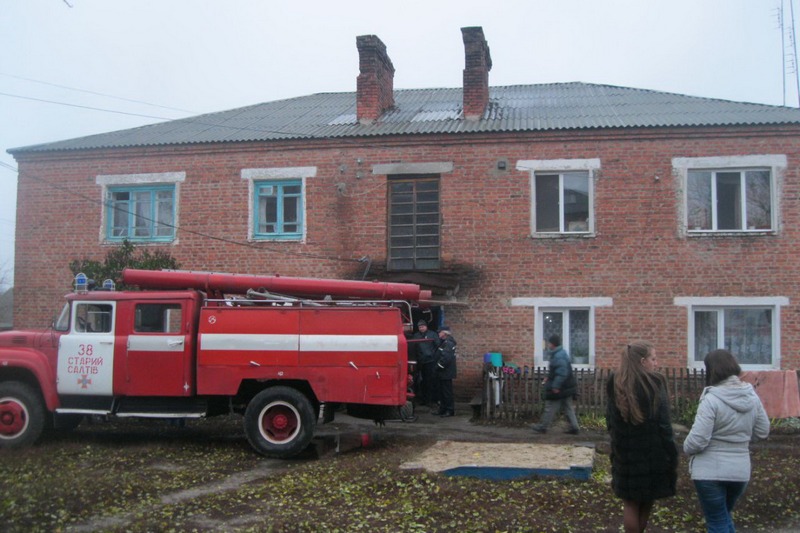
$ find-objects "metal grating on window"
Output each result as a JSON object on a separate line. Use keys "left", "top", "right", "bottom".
{"left": 388, "top": 176, "right": 440, "bottom": 271}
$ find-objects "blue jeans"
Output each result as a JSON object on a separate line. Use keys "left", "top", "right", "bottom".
{"left": 693, "top": 479, "right": 748, "bottom": 533}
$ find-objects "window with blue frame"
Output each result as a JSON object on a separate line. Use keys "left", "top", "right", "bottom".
{"left": 254, "top": 180, "right": 303, "bottom": 239}
{"left": 107, "top": 185, "right": 175, "bottom": 241}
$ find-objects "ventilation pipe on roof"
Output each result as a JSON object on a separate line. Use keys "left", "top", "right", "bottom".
{"left": 461, "top": 26, "right": 492, "bottom": 120}
{"left": 356, "top": 35, "right": 395, "bottom": 125}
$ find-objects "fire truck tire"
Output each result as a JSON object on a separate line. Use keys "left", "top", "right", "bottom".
{"left": 0, "top": 381, "right": 45, "bottom": 448}
{"left": 244, "top": 387, "right": 316, "bottom": 458}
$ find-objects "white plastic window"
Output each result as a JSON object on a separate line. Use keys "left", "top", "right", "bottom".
{"left": 516, "top": 159, "right": 599, "bottom": 237}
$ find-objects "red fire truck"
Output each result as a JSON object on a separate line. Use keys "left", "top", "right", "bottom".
{"left": 0, "top": 269, "right": 430, "bottom": 457}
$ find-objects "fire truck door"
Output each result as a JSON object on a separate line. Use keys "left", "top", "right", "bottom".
{"left": 125, "top": 303, "right": 190, "bottom": 396}
{"left": 57, "top": 301, "right": 116, "bottom": 395}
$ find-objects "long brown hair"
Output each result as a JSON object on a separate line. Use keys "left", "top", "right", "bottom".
{"left": 613, "top": 341, "right": 664, "bottom": 425}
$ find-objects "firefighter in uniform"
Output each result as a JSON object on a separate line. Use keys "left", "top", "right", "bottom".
{"left": 434, "top": 325, "right": 457, "bottom": 417}
{"left": 413, "top": 320, "right": 439, "bottom": 408}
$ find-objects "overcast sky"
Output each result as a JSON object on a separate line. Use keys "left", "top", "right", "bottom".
{"left": 1, "top": 0, "right": 796, "bottom": 288}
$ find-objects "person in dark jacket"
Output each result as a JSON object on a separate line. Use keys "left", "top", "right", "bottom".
{"left": 434, "top": 325, "right": 457, "bottom": 417}
{"left": 531, "top": 334, "right": 579, "bottom": 434}
{"left": 413, "top": 320, "right": 440, "bottom": 408}
{"left": 607, "top": 341, "right": 678, "bottom": 533}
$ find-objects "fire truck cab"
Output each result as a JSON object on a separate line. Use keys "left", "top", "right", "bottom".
{"left": 0, "top": 269, "right": 429, "bottom": 458}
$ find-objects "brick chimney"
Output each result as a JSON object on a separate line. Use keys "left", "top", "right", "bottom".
{"left": 461, "top": 26, "right": 492, "bottom": 120}
{"left": 356, "top": 35, "right": 395, "bottom": 125}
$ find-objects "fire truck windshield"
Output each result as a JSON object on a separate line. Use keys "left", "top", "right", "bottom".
{"left": 54, "top": 303, "right": 70, "bottom": 332}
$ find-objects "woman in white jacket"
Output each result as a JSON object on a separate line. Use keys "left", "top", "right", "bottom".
{"left": 684, "top": 349, "right": 770, "bottom": 533}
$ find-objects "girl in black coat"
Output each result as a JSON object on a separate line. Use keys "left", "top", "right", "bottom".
{"left": 607, "top": 341, "right": 678, "bottom": 533}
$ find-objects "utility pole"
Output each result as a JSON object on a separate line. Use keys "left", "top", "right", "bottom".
{"left": 791, "top": 0, "right": 800, "bottom": 106}
{"left": 780, "top": 0, "right": 800, "bottom": 107}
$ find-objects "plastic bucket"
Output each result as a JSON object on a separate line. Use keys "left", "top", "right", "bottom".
{"left": 490, "top": 352, "right": 503, "bottom": 367}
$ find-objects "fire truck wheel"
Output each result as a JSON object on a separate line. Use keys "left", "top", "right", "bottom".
{"left": 0, "top": 381, "right": 45, "bottom": 448}
{"left": 244, "top": 387, "right": 315, "bottom": 458}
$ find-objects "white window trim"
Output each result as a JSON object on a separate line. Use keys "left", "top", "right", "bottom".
{"left": 516, "top": 158, "right": 600, "bottom": 237}
{"left": 672, "top": 154, "right": 786, "bottom": 235}
{"left": 95, "top": 172, "right": 185, "bottom": 244}
{"left": 241, "top": 167, "right": 317, "bottom": 242}
{"left": 674, "top": 296, "right": 789, "bottom": 370}
{"left": 511, "top": 296, "right": 612, "bottom": 368}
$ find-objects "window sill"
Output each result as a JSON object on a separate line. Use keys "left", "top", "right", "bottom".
{"left": 251, "top": 236, "right": 304, "bottom": 242}
{"left": 686, "top": 230, "right": 775, "bottom": 238}
{"left": 530, "top": 232, "right": 596, "bottom": 239}
{"left": 690, "top": 363, "right": 778, "bottom": 371}
{"left": 534, "top": 363, "right": 595, "bottom": 369}
{"left": 104, "top": 238, "right": 175, "bottom": 245}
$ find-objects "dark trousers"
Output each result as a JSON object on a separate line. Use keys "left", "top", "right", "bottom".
{"left": 412, "top": 364, "right": 422, "bottom": 398}
{"left": 439, "top": 379, "right": 454, "bottom": 414}
{"left": 539, "top": 396, "right": 579, "bottom": 431}
{"left": 419, "top": 362, "right": 437, "bottom": 405}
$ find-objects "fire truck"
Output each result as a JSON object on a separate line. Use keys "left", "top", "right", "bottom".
{"left": 0, "top": 269, "right": 431, "bottom": 458}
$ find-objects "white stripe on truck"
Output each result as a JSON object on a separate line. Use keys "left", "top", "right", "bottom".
{"left": 200, "top": 334, "right": 398, "bottom": 352}
{"left": 128, "top": 335, "right": 185, "bottom": 351}
{"left": 201, "top": 334, "right": 298, "bottom": 351}
{"left": 299, "top": 334, "right": 398, "bottom": 352}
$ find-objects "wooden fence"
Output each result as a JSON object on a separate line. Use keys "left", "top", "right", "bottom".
{"left": 482, "top": 366, "right": 707, "bottom": 422}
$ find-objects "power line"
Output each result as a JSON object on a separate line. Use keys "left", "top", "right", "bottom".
{"left": 0, "top": 160, "right": 360, "bottom": 265}
{"left": 0, "top": 91, "right": 178, "bottom": 121}
{"left": 0, "top": 90, "right": 318, "bottom": 140}
{"left": 0, "top": 72, "right": 197, "bottom": 114}
{"left": 0, "top": 77, "right": 375, "bottom": 265}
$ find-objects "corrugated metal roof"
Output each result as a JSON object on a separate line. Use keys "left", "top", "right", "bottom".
{"left": 10, "top": 82, "right": 800, "bottom": 154}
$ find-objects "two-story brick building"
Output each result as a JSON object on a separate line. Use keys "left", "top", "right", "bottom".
{"left": 10, "top": 27, "right": 800, "bottom": 399}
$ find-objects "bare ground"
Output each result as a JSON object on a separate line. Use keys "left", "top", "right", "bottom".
{"left": 1, "top": 406, "right": 799, "bottom": 532}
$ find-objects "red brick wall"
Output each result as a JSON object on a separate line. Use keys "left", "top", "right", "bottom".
{"left": 13, "top": 126, "right": 800, "bottom": 399}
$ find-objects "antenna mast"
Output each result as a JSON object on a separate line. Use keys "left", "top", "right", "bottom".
{"left": 791, "top": 0, "right": 800, "bottom": 106}
{"left": 780, "top": 1, "right": 786, "bottom": 105}
{"left": 781, "top": 0, "right": 800, "bottom": 107}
